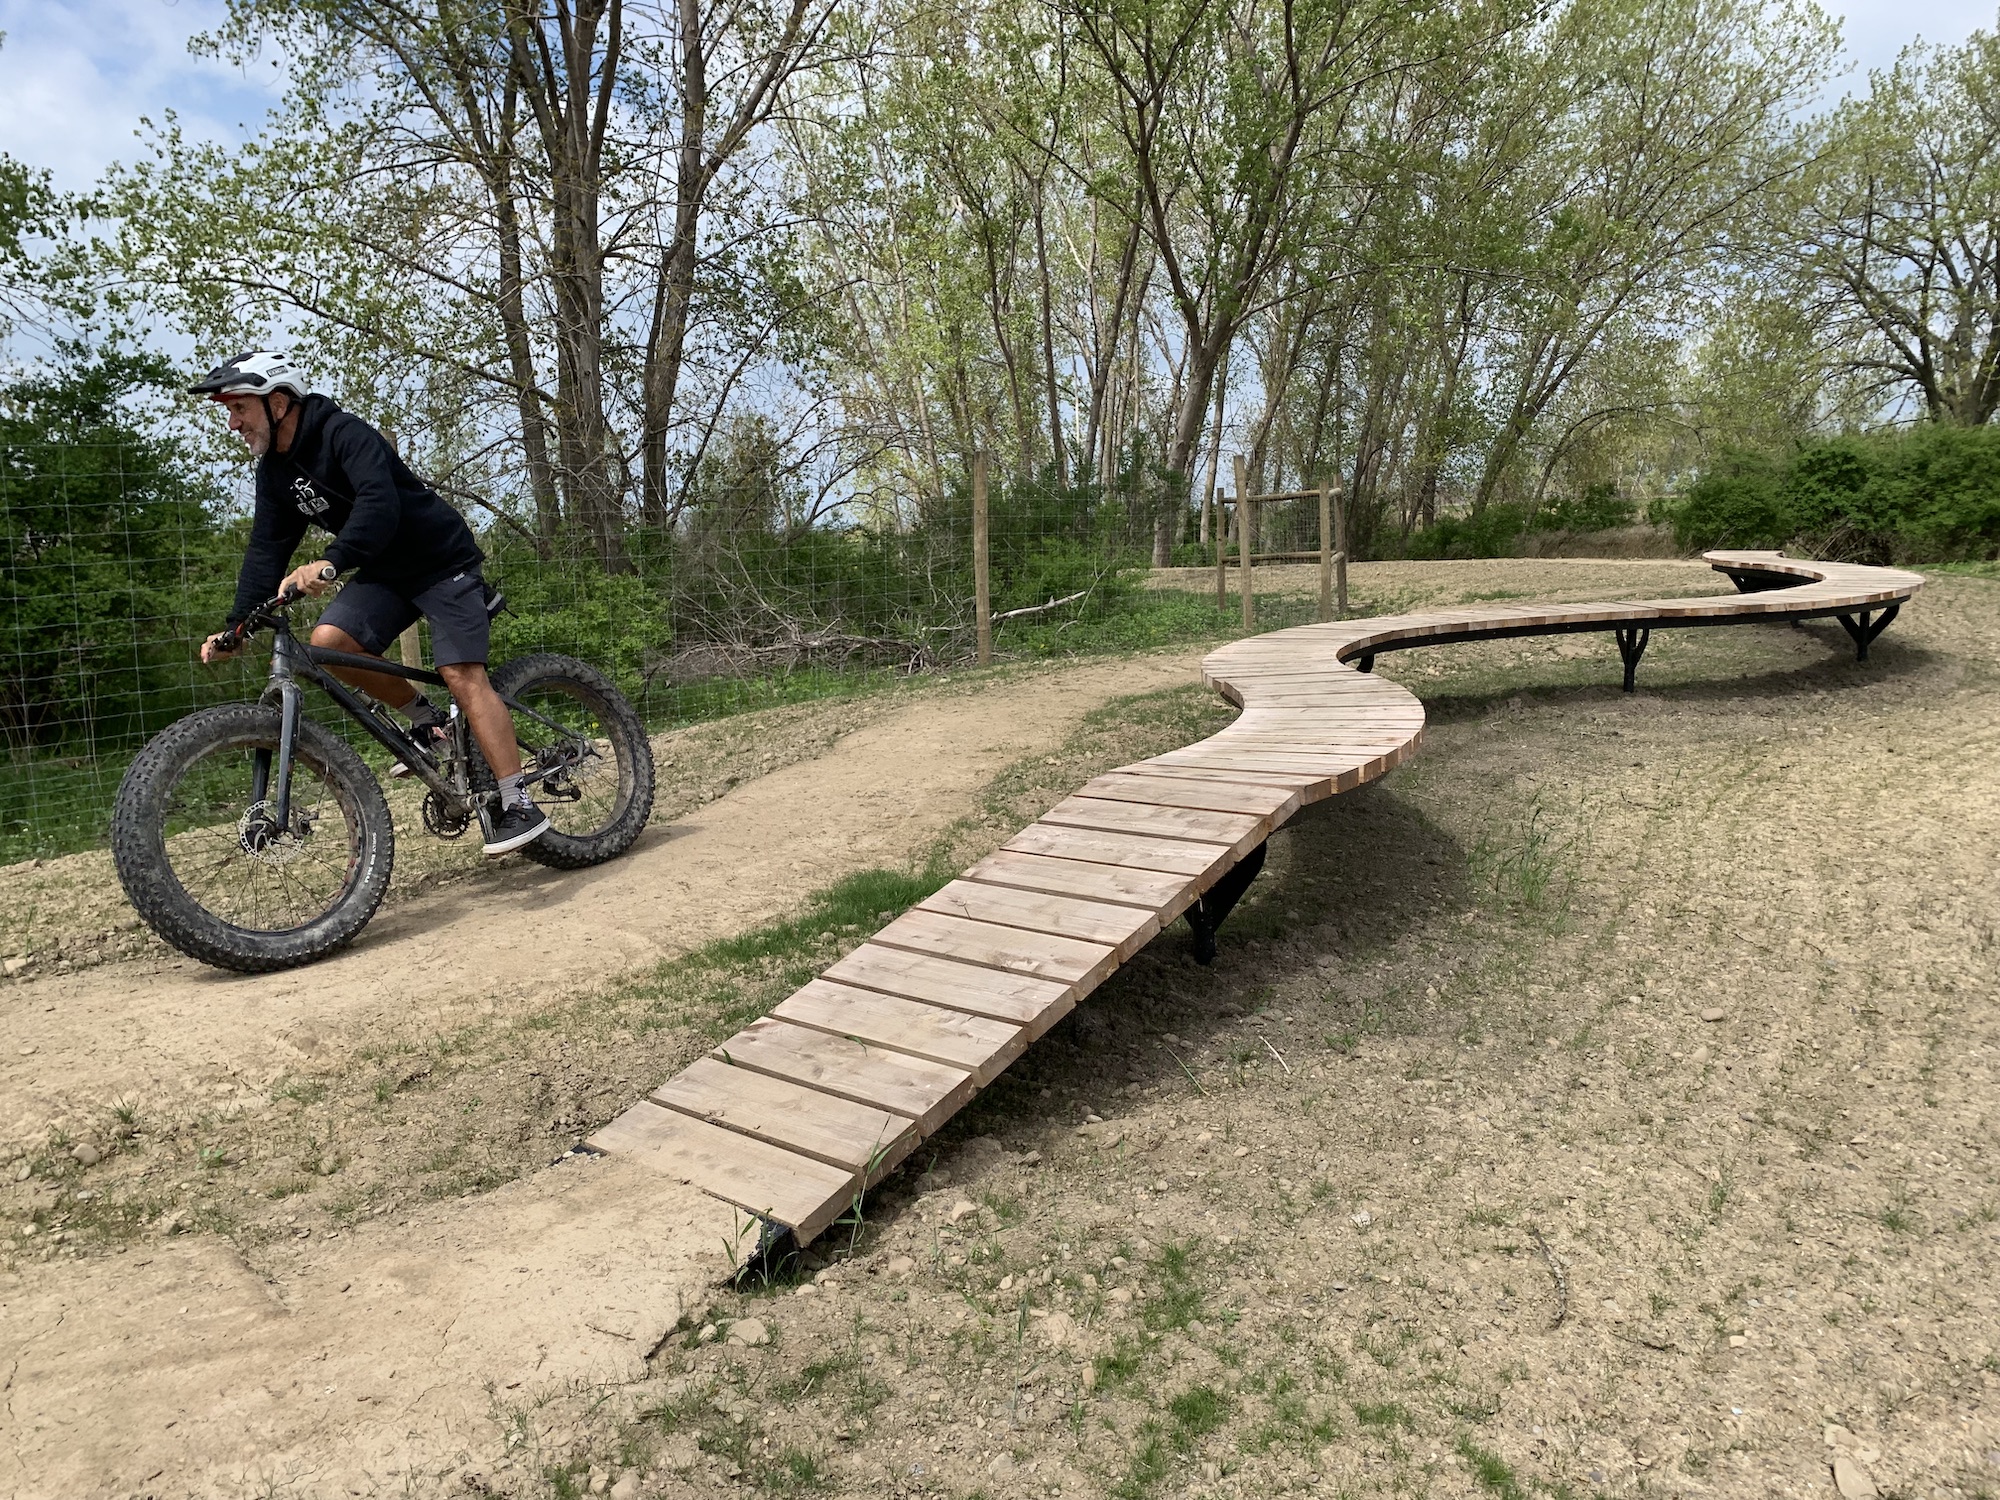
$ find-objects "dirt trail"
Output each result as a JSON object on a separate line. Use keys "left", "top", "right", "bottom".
{"left": 4, "top": 1156, "right": 742, "bottom": 1499}
{"left": 0, "top": 649, "right": 1203, "bottom": 1498}
{"left": 1, "top": 651, "right": 1203, "bottom": 1138}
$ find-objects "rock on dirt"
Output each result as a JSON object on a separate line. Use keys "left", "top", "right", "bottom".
{"left": 882, "top": 1254, "right": 917, "bottom": 1279}
{"left": 1832, "top": 1453, "right": 1879, "bottom": 1499}
{"left": 726, "top": 1317, "right": 770, "bottom": 1347}
{"left": 1700, "top": 1006, "right": 1729, "bottom": 1022}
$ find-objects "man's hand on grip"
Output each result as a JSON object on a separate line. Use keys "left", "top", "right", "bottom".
{"left": 200, "top": 629, "right": 243, "bottom": 665}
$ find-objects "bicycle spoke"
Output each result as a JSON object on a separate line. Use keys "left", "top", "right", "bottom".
{"left": 159, "top": 735, "right": 358, "bottom": 934}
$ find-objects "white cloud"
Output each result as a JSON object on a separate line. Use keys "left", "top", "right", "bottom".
{"left": 0, "top": 0, "right": 283, "bottom": 193}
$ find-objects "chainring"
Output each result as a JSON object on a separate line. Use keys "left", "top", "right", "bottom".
{"left": 422, "top": 790, "right": 472, "bottom": 840}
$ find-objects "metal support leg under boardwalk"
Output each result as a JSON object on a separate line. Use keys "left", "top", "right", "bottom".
{"left": 1186, "top": 841, "right": 1268, "bottom": 964}
{"left": 1836, "top": 604, "right": 1900, "bottom": 661}
{"left": 1615, "top": 626, "right": 1650, "bottom": 692}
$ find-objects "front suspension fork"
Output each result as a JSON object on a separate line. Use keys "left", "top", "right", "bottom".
{"left": 271, "top": 680, "right": 303, "bottom": 828}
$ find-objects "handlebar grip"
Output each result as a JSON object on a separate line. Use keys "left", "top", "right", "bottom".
{"left": 317, "top": 564, "right": 338, "bottom": 581}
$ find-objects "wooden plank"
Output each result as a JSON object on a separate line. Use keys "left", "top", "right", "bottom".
{"left": 825, "top": 943, "right": 1072, "bottom": 1028}
{"left": 653, "top": 1056, "right": 914, "bottom": 1177}
{"left": 775, "top": 978, "right": 1028, "bottom": 1083}
{"left": 714, "top": 1017, "right": 975, "bottom": 1133}
{"left": 1148, "top": 750, "right": 1375, "bottom": 777}
{"left": 872, "top": 907, "right": 1120, "bottom": 987}
{"left": 1079, "top": 771, "right": 1299, "bottom": 819}
{"left": 1040, "top": 795, "right": 1267, "bottom": 853}
{"left": 963, "top": 848, "right": 1192, "bottom": 913}
{"left": 918, "top": 878, "right": 1160, "bottom": 954}
{"left": 1004, "top": 821, "right": 1236, "bottom": 877}
{"left": 1113, "top": 761, "right": 1327, "bottom": 791}
{"left": 588, "top": 1099, "right": 857, "bottom": 1241}
{"left": 1151, "top": 752, "right": 1398, "bottom": 787}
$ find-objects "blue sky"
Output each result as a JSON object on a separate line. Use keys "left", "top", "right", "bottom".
{"left": 0, "top": 0, "right": 282, "bottom": 194}
{"left": 0, "top": 0, "right": 1994, "bottom": 192}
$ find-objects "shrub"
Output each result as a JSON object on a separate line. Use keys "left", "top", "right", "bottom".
{"left": 1535, "top": 481, "right": 1637, "bottom": 532}
{"left": 1406, "top": 502, "right": 1530, "bottom": 560}
{"left": 1669, "top": 426, "right": 2000, "bottom": 561}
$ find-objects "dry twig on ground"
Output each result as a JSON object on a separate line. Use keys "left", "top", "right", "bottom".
{"left": 1529, "top": 1225, "right": 1569, "bottom": 1329}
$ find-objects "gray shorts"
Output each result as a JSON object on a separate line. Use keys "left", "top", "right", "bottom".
{"left": 319, "top": 570, "right": 493, "bottom": 667}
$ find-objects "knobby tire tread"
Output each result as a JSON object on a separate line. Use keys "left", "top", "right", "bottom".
{"left": 111, "top": 703, "right": 396, "bottom": 973}
{"left": 472, "top": 653, "right": 654, "bottom": 870}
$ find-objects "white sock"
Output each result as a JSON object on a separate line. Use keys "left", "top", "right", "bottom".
{"left": 498, "top": 772, "right": 529, "bottom": 811}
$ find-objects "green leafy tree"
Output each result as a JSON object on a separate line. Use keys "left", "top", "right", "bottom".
{"left": 1794, "top": 24, "right": 2000, "bottom": 424}
{"left": 0, "top": 353, "right": 229, "bottom": 753}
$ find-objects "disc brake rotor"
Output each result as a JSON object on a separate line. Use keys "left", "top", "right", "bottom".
{"left": 236, "top": 799, "right": 313, "bottom": 867}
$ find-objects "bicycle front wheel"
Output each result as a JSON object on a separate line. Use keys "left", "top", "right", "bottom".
{"left": 111, "top": 703, "right": 396, "bottom": 972}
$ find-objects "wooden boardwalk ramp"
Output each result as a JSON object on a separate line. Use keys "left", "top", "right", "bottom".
{"left": 589, "top": 550, "right": 1924, "bottom": 1250}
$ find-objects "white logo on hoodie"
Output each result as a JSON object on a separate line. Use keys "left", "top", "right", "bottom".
{"left": 291, "top": 475, "right": 330, "bottom": 517}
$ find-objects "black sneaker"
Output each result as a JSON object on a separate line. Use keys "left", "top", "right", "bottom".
{"left": 483, "top": 802, "right": 551, "bottom": 856}
{"left": 388, "top": 719, "right": 451, "bottom": 779}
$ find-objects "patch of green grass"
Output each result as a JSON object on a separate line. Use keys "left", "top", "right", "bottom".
{"left": 772, "top": 1350, "right": 859, "bottom": 1405}
{"left": 1706, "top": 1164, "right": 1734, "bottom": 1221}
{"left": 1093, "top": 1342, "right": 1145, "bottom": 1392}
{"left": 761, "top": 1447, "right": 828, "bottom": 1492}
{"left": 1141, "top": 1241, "right": 1204, "bottom": 1332}
{"left": 707, "top": 865, "right": 952, "bottom": 969}
{"left": 1457, "top": 1435, "right": 1531, "bottom": 1500}
{"left": 1354, "top": 1399, "right": 1414, "bottom": 1431}
{"left": 1880, "top": 1201, "right": 1918, "bottom": 1234}
{"left": 1242, "top": 1374, "right": 1340, "bottom": 1454}
{"left": 1112, "top": 1424, "right": 1173, "bottom": 1500}
{"left": 1166, "top": 1384, "right": 1231, "bottom": 1450}
{"left": 1468, "top": 793, "right": 1585, "bottom": 913}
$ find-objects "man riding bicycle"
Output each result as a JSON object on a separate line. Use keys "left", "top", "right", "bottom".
{"left": 193, "top": 350, "right": 550, "bottom": 856}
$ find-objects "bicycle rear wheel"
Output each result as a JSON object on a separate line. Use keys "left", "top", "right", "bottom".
{"left": 472, "top": 653, "right": 654, "bottom": 869}
{"left": 112, "top": 703, "right": 396, "bottom": 971}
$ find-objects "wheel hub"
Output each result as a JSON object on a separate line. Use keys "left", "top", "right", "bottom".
{"left": 236, "top": 800, "right": 312, "bottom": 866}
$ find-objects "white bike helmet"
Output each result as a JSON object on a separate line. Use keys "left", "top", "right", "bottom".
{"left": 190, "top": 350, "right": 309, "bottom": 401}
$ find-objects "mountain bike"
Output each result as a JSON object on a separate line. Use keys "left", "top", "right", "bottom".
{"left": 111, "top": 571, "right": 655, "bottom": 973}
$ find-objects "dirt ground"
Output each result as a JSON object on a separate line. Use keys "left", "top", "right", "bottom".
{"left": 5, "top": 559, "right": 1997, "bottom": 1500}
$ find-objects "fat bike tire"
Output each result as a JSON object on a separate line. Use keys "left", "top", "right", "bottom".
{"left": 472, "top": 653, "right": 654, "bottom": 870}
{"left": 110, "top": 703, "right": 395, "bottom": 973}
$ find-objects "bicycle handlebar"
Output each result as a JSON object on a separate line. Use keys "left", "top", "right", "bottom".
{"left": 222, "top": 565, "right": 340, "bottom": 649}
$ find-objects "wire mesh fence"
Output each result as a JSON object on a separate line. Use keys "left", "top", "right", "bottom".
{"left": 3, "top": 437, "right": 1332, "bottom": 863}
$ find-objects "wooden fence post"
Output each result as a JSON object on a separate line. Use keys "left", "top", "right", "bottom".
{"left": 1317, "top": 477, "right": 1333, "bottom": 623}
{"left": 1235, "top": 454, "right": 1253, "bottom": 630}
{"left": 973, "top": 451, "right": 992, "bottom": 666}
{"left": 1333, "top": 473, "right": 1349, "bottom": 620}
{"left": 384, "top": 427, "right": 424, "bottom": 673}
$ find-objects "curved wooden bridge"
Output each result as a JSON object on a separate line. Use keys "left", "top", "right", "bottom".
{"left": 590, "top": 551, "right": 1924, "bottom": 1249}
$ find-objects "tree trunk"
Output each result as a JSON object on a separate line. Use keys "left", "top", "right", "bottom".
{"left": 509, "top": 0, "right": 628, "bottom": 570}
{"left": 1033, "top": 185, "right": 1068, "bottom": 489}
{"left": 491, "top": 166, "right": 561, "bottom": 543}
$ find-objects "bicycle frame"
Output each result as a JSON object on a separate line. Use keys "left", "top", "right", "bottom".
{"left": 248, "top": 614, "right": 580, "bottom": 831}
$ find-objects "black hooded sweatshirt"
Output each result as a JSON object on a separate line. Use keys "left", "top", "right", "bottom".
{"left": 227, "top": 392, "right": 484, "bottom": 624}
